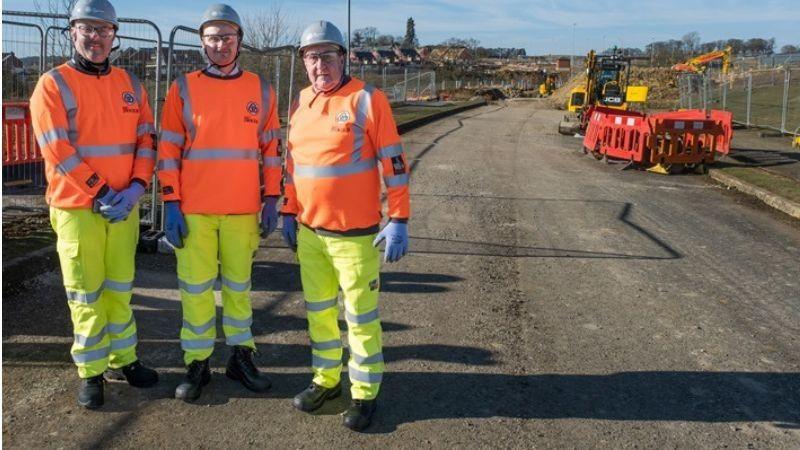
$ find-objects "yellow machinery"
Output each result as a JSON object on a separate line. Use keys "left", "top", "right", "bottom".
{"left": 538, "top": 73, "right": 558, "bottom": 97}
{"left": 559, "top": 49, "right": 649, "bottom": 135}
{"left": 672, "top": 46, "right": 732, "bottom": 75}
{"left": 794, "top": 136, "right": 800, "bottom": 149}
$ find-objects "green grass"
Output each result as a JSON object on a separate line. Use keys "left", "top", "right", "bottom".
{"left": 723, "top": 81, "right": 800, "bottom": 130}
{"left": 716, "top": 166, "right": 800, "bottom": 203}
{"left": 391, "top": 103, "right": 467, "bottom": 124}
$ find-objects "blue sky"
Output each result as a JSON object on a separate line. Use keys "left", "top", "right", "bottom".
{"left": 4, "top": 0, "right": 799, "bottom": 54}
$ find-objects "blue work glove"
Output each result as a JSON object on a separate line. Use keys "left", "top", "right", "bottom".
{"left": 100, "top": 182, "right": 145, "bottom": 223}
{"left": 281, "top": 214, "right": 297, "bottom": 251}
{"left": 373, "top": 221, "right": 409, "bottom": 263}
{"left": 164, "top": 201, "right": 188, "bottom": 249}
{"left": 92, "top": 186, "right": 118, "bottom": 214}
{"left": 260, "top": 197, "right": 279, "bottom": 237}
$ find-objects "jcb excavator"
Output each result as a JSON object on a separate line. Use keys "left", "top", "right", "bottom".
{"left": 672, "top": 46, "right": 732, "bottom": 74}
{"left": 558, "top": 48, "right": 648, "bottom": 135}
{"left": 538, "top": 72, "right": 559, "bottom": 97}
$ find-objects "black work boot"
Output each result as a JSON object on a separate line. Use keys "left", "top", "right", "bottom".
{"left": 78, "top": 375, "right": 105, "bottom": 409}
{"left": 225, "top": 346, "right": 271, "bottom": 393}
{"left": 105, "top": 360, "right": 159, "bottom": 387}
{"left": 175, "top": 359, "right": 211, "bottom": 402}
{"left": 293, "top": 382, "right": 342, "bottom": 412}
{"left": 343, "top": 398, "right": 377, "bottom": 431}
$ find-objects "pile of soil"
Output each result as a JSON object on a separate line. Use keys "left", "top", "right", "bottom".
{"left": 549, "top": 67, "right": 681, "bottom": 110}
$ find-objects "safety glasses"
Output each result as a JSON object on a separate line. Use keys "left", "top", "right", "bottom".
{"left": 74, "top": 23, "right": 115, "bottom": 38}
{"left": 202, "top": 34, "right": 238, "bottom": 45}
{"left": 303, "top": 51, "right": 340, "bottom": 65}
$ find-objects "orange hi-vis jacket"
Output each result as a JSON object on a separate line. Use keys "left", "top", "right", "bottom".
{"left": 29, "top": 63, "right": 156, "bottom": 209}
{"left": 157, "top": 69, "right": 281, "bottom": 214}
{"left": 281, "top": 77, "right": 410, "bottom": 233}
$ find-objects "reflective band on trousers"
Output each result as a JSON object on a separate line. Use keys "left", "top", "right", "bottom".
{"left": 183, "top": 149, "right": 259, "bottom": 161}
{"left": 311, "top": 339, "right": 341, "bottom": 351}
{"left": 183, "top": 317, "right": 215, "bottom": 335}
{"left": 226, "top": 329, "right": 253, "bottom": 346}
{"left": 107, "top": 316, "right": 135, "bottom": 334}
{"left": 66, "top": 278, "right": 133, "bottom": 304}
{"left": 220, "top": 275, "right": 251, "bottom": 292}
{"left": 72, "top": 346, "right": 109, "bottom": 364}
{"left": 160, "top": 130, "right": 185, "bottom": 147}
{"left": 313, "top": 354, "right": 342, "bottom": 369}
{"left": 384, "top": 173, "right": 409, "bottom": 187}
{"left": 178, "top": 277, "right": 216, "bottom": 294}
{"left": 305, "top": 297, "right": 337, "bottom": 312}
{"left": 223, "top": 315, "right": 253, "bottom": 328}
{"left": 345, "top": 308, "right": 379, "bottom": 325}
{"left": 351, "top": 351, "right": 384, "bottom": 365}
{"left": 76, "top": 143, "right": 136, "bottom": 158}
{"left": 182, "top": 338, "right": 215, "bottom": 350}
{"left": 74, "top": 316, "right": 135, "bottom": 348}
{"left": 348, "top": 364, "right": 383, "bottom": 383}
{"left": 294, "top": 158, "right": 376, "bottom": 178}
{"left": 110, "top": 332, "right": 137, "bottom": 351}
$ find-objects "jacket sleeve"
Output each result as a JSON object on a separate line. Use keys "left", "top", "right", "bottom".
{"left": 279, "top": 97, "right": 299, "bottom": 215}
{"left": 29, "top": 72, "right": 108, "bottom": 198}
{"left": 131, "top": 79, "right": 156, "bottom": 186}
{"left": 370, "top": 88, "right": 410, "bottom": 220}
{"left": 156, "top": 81, "right": 184, "bottom": 202}
{"left": 260, "top": 83, "right": 281, "bottom": 198}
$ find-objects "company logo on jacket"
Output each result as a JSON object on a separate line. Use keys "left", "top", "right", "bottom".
{"left": 245, "top": 101, "right": 259, "bottom": 123}
{"left": 122, "top": 91, "right": 139, "bottom": 113}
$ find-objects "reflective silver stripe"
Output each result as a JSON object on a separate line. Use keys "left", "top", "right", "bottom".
{"left": 222, "top": 315, "right": 252, "bottom": 329}
{"left": 72, "top": 346, "right": 110, "bottom": 364}
{"left": 294, "top": 158, "right": 376, "bottom": 178}
{"left": 56, "top": 153, "right": 82, "bottom": 175}
{"left": 183, "top": 317, "right": 215, "bottom": 335}
{"left": 313, "top": 354, "right": 342, "bottom": 369}
{"left": 76, "top": 143, "right": 136, "bottom": 158}
{"left": 160, "top": 130, "right": 185, "bottom": 146}
{"left": 136, "top": 148, "right": 156, "bottom": 159}
{"left": 377, "top": 143, "right": 403, "bottom": 159}
{"left": 176, "top": 75, "right": 196, "bottom": 142}
{"left": 137, "top": 123, "right": 155, "bottom": 136}
{"left": 66, "top": 284, "right": 104, "bottom": 304}
{"left": 178, "top": 277, "right": 216, "bottom": 294}
{"left": 284, "top": 171, "right": 293, "bottom": 186}
{"left": 181, "top": 338, "right": 215, "bottom": 350}
{"left": 384, "top": 173, "right": 409, "bottom": 187}
{"left": 125, "top": 69, "right": 143, "bottom": 104}
{"left": 107, "top": 316, "right": 134, "bottom": 334}
{"left": 220, "top": 275, "right": 251, "bottom": 292}
{"left": 74, "top": 329, "right": 107, "bottom": 348}
{"left": 351, "top": 351, "right": 384, "bottom": 365}
{"left": 157, "top": 159, "right": 180, "bottom": 171}
{"left": 352, "top": 85, "right": 373, "bottom": 162}
{"left": 305, "top": 297, "right": 338, "bottom": 312}
{"left": 311, "top": 339, "right": 341, "bottom": 351}
{"left": 105, "top": 279, "right": 133, "bottom": 292}
{"left": 36, "top": 128, "right": 68, "bottom": 147}
{"left": 257, "top": 75, "right": 271, "bottom": 142}
{"left": 348, "top": 364, "right": 383, "bottom": 383}
{"left": 225, "top": 330, "right": 253, "bottom": 346}
{"left": 184, "top": 149, "right": 259, "bottom": 161}
{"left": 345, "top": 308, "right": 379, "bottom": 325}
{"left": 263, "top": 156, "right": 282, "bottom": 168}
{"left": 260, "top": 128, "right": 280, "bottom": 145}
{"left": 48, "top": 69, "right": 78, "bottom": 143}
{"left": 110, "top": 332, "right": 137, "bottom": 351}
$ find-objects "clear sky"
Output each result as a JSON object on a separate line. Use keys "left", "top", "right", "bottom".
{"left": 3, "top": 0, "right": 799, "bottom": 54}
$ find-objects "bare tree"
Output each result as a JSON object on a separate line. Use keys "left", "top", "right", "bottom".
{"left": 243, "top": 2, "right": 300, "bottom": 50}
{"left": 33, "top": 0, "right": 76, "bottom": 64}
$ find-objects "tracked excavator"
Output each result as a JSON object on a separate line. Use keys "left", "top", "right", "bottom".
{"left": 671, "top": 46, "right": 732, "bottom": 75}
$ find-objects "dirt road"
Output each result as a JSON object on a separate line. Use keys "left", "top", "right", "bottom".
{"left": 4, "top": 100, "right": 800, "bottom": 448}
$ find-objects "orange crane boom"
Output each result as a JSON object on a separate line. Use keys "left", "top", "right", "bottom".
{"left": 672, "top": 46, "right": 732, "bottom": 74}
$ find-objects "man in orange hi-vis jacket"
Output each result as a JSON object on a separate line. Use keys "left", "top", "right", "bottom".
{"left": 29, "top": 0, "right": 159, "bottom": 410}
{"left": 282, "top": 20, "right": 410, "bottom": 432}
{"left": 157, "top": 3, "right": 280, "bottom": 402}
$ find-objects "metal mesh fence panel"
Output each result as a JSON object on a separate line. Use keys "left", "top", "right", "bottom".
{"left": 787, "top": 68, "right": 800, "bottom": 135}
{"left": 726, "top": 73, "right": 751, "bottom": 125}
{"left": 747, "top": 68, "right": 785, "bottom": 130}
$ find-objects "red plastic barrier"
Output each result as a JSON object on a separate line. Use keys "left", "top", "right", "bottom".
{"left": 649, "top": 109, "right": 733, "bottom": 155}
{"left": 647, "top": 117, "right": 724, "bottom": 166}
{"left": 2, "top": 102, "right": 42, "bottom": 166}
{"left": 597, "top": 109, "right": 649, "bottom": 163}
{"left": 582, "top": 107, "right": 607, "bottom": 152}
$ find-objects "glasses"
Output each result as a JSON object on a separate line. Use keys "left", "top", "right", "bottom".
{"left": 74, "top": 23, "right": 115, "bottom": 38}
{"left": 202, "top": 34, "right": 238, "bottom": 45}
{"left": 303, "top": 51, "right": 340, "bottom": 65}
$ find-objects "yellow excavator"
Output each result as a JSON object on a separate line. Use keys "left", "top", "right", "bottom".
{"left": 559, "top": 49, "right": 649, "bottom": 135}
{"left": 672, "top": 46, "right": 732, "bottom": 74}
{"left": 538, "top": 72, "right": 558, "bottom": 97}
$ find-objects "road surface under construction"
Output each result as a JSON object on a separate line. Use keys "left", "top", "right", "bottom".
{"left": 3, "top": 100, "right": 800, "bottom": 448}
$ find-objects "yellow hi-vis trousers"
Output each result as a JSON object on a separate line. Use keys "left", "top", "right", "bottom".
{"left": 297, "top": 225, "right": 384, "bottom": 400}
{"left": 175, "top": 214, "right": 259, "bottom": 366}
{"left": 50, "top": 207, "right": 140, "bottom": 379}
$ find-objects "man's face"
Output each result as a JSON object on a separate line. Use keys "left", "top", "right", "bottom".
{"left": 201, "top": 22, "right": 240, "bottom": 67}
{"left": 303, "top": 44, "right": 344, "bottom": 92}
{"left": 70, "top": 19, "right": 115, "bottom": 63}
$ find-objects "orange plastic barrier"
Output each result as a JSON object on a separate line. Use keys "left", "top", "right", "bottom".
{"left": 2, "top": 102, "right": 42, "bottom": 166}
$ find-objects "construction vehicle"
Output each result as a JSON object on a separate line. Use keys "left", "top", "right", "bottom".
{"left": 559, "top": 48, "right": 649, "bottom": 135}
{"left": 538, "top": 72, "right": 558, "bottom": 97}
{"left": 672, "top": 46, "right": 732, "bottom": 74}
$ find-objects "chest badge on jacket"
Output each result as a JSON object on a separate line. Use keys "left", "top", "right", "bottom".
{"left": 121, "top": 91, "right": 139, "bottom": 114}
{"left": 245, "top": 101, "right": 259, "bottom": 124}
{"left": 332, "top": 111, "right": 351, "bottom": 132}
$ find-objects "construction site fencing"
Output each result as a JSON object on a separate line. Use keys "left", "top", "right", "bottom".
{"left": 678, "top": 67, "right": 800, "bottom": 136}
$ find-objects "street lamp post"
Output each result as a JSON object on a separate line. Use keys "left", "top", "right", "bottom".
{"left": 346, "top": 0, "right": 351, "bottom": 75}
{"left": 571, "top": 22, "right": 576, "bottom": 76}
